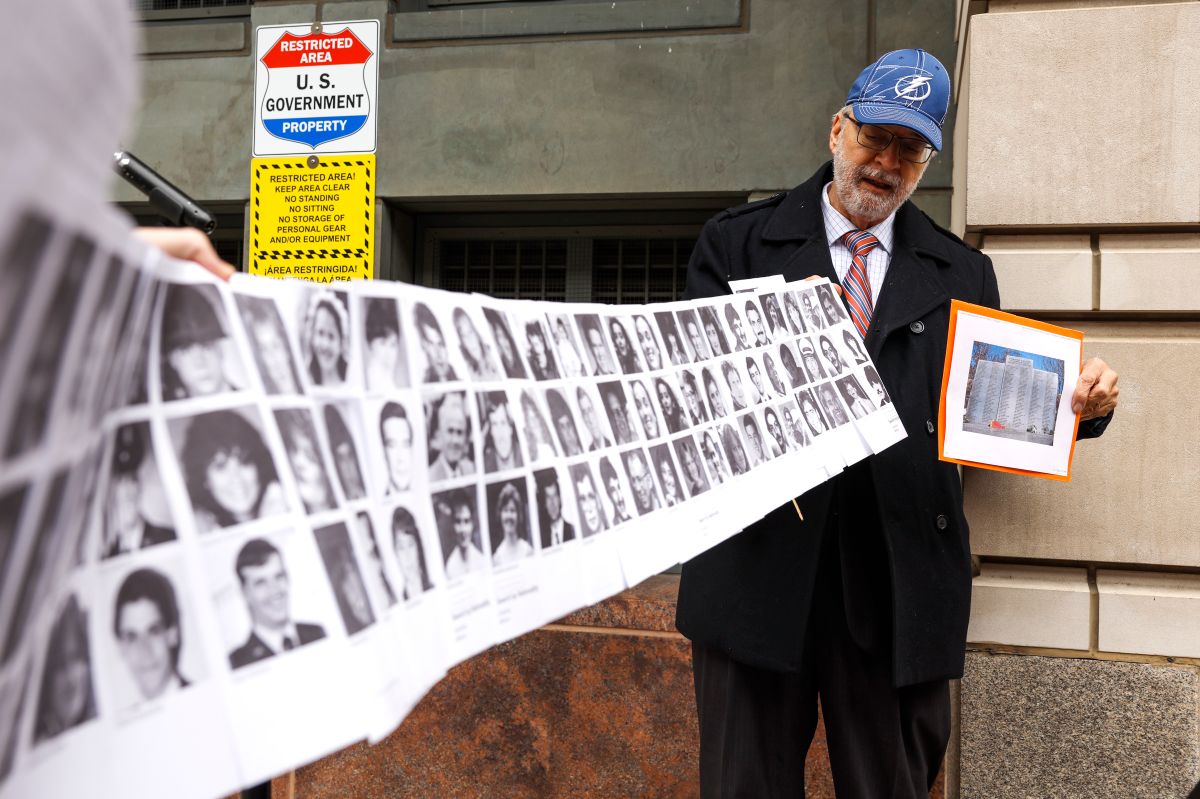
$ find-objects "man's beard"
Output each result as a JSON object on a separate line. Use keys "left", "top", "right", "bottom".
{"left": 831, "top": 142, "right": 922, "bottom": 224}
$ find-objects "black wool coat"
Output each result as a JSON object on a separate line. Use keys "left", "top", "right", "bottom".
{"left": 675, "top": 162, "right": 1108, "bottom": 687}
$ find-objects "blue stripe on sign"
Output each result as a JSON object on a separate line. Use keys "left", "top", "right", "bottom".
{"left": 263, "top": 115, "right": 368, "bottom": 148}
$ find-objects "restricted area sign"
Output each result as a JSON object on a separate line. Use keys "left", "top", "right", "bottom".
{"left": 253, "top": 20, "right": 378, "bottom": 156}
{"left": 249, "top": 154, "right": 375, "bottom": 282}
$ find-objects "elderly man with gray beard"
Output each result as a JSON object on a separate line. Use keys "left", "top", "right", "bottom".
{"left": 676, "top": 49, "right": 1120, "bottom": 798}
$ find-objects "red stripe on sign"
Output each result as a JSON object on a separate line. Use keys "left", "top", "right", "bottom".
{"left": 262, "top": 30, "right": 372, "bottom": 69}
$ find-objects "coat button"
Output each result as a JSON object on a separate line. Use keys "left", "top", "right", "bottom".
{"left": 909, "top": 320, "right": 925, "bottom": 334}
{"left": 926, "top": 419, "right": 936, "bottom": 435}
{"left": 935, "top": 514, "right": 948, "bottom": 531}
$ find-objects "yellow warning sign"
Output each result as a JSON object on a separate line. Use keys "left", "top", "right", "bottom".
{"left": 249, "top": 154, "right": 374, "bottom": 281}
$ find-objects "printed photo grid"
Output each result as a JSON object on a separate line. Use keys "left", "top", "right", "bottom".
{"left": 0, "top": 210, "right": 907, "bottom": 799}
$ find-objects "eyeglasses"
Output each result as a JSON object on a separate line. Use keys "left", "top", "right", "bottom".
{"left": 842, "top": 115, "right": 934, "bottom": 164}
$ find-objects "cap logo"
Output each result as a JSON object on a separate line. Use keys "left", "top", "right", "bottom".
{"left": 894, "top": 75, "right": 932, "bottom": 102}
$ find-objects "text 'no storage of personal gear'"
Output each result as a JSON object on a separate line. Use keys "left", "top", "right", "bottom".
{"left": 249, "top": 154, "right": 375, "bottom": 282}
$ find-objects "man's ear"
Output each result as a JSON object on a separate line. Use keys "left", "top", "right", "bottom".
{"left": 829, "top": 114, "right": 843, "bottom": 155}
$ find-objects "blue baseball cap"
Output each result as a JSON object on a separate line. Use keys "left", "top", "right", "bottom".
{"left": 846, "top": 49, "right": 950, "bottom": 151}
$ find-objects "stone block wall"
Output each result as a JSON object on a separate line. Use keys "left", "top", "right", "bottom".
{"left": 957, "top": 2, "right": 1200, "bottom": 795}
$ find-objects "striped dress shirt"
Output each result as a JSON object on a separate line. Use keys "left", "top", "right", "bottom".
{"left": 819, "top": 182, "right": 896, "bottom": 307}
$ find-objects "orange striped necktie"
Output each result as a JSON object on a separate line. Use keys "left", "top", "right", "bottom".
{"left": 840, "top": 230, "right": 879, "bottom": 337}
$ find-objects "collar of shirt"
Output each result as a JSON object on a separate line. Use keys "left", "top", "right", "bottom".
{"left": 820, "top": 182, "right": 896, "bottom": 253}
{"left": 253, "top": 622, "right": 300, "bottom": 655}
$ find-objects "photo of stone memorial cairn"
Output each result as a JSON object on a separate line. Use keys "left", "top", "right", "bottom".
{"left": 962, "top": 341, "right": 1064, "bottom": 446}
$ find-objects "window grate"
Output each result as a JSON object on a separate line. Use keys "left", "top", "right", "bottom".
{"left": 590, "top": 237, "right": 691, "bottom": 305}
{"left": 136, "top": 0, "right": 250, "bottom": 10}
{"left": 436, "top": 238, "right": 569, "bottom": 302}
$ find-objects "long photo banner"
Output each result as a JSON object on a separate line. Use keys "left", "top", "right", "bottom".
{"left": 0, "top": 193, "right": 906, "bottom": 798}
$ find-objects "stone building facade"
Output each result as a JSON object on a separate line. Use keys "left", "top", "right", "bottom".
{"left": 123, "top": 0, "right": 1198, "bottom": 796}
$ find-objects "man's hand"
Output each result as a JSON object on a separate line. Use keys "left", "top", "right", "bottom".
{"left": 133, "top": 226, "right": 235, "bottom": 281}
{"left": 1073, "top": 357, "right": 1119, "bottom": 421}
{"left": 803, "top": 274, "right": 843, "bottom": 297}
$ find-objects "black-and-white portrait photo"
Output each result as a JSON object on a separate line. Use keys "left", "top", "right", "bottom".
{"left": 576, "top": 314, "right": 616, "bottom": 376}
{"left": 390, "top": 506, "right": 432, "bottom": 601}
{"left": 522, "top": 318, "right": 560, "bottom": 381}
{"left": 762, "top": 406, "right": 789, "bottom": 457}
{"left": 864, "top": 365, "right": 891, "bottom": 406}
{"left": 425, "top": 391, "right": 476, "bottom": 482}
{"left": 740, "top": 412, "right": 770, "bottom": 467}
{"left": 632, "top": 314, "right": 664, "bottom": 371}
{"left": 783, "top": 291, "right": 808, "bottom": 336}
{"left": 698, "top": 306, "right": 730, "bottom": 357}
{"left": 722, "top": 360, "right": 750, "bottom": 412}
{"left": 301, "top": 289, "right": 350, "bottom": 388}
{"left": 836, "top": 374, "right": 876, "bottom": 420}
{"left": 112, "top": 567, "right": 195, "bottom": 705}
{"left": 172, "top": 407, "right": 287, "bottom": 533}
{"left": 362, "top": 296, "right": 410, "bottom": 391}
{"left": 315, "top": 523, "right": 375, "bottom": 636}
{"left": 654, "top": 311, "right": 689, "bottom": 367}
{"left": 0, "top": 486, "right": 28, "bottom": 585}
{"left": 574, "top": 386, "right": 614, "bottom": 452}
{"left": 478, "top": 392, "right": 524, "bottom": 473}
{"left": 606, "top": 316, "right": 643, "bottom": 374}
{"left": 568, "top": 462, "right": 607, "bottom": 538}
{"left": 817, "top": 381, "right": 851, "bottom": 428}
{"left": 818, "top": 334, "right": 848, "bottom": 377}
{"left": 517, "top": 389, "right": 558, "bottom": 464}
{"left": 413, "top": 302, "right": 458, "bottom": 383}
{"left": 228, "top": 537, "right": 327, "bottom": 669}
{"left": 452, "top": 306, "right": 502, "bottom": 381}
{"left": 675, "top": 308, "right": 713, "bottom": 362}
{"left": 6, "top": 235, "right": 90, "bottom": 459}
{"left": 843, "top": 329, "right": 869, "bottom": 365}
{"left": 744, "top": 299, "right": 770, "bottom": 347}
{"left": 701, "top": 366, "right": 729, "bottom": 419}
{"left": 547, "top": 313, "right": 586, "bottom": 378}
{"left": 0, "top": 671, "right": 29, "bottom": 783}
{"left": 778, "top": 342, "right": 808, "bottom": 390}
{"left": 779, "top": 401, "right": 810, "bottom": 449}
{"left": 720, "top": 423, "right": 750, "bottom": 476}
{"left": 534, "top": 467, "right": 575, "bottom": 549}
{"left": 724, "top": 303, "right": 752, "bottom": 351}
{"left": 0, "top": 210, "right": 51, "bottom": 379}
{"left": 597, "top": 380, "right": 638, "bottom": 446}
{"left": 762, "top": 352, "right": 789, "bottom": 398}
{"left": 102, "top": 423, "right": 176, "bottom": 559}
{"left": 324, "top": 402, "right": 368, "bottom": 501}
{"left": 799, "top": 342, "right": 828, "bottom": 381}
{"left": 33, "top": 593, "right": 96, "bottom": 743}
{"left": 676, "top": 370, "right": 710, "bottom": 427}
{"left": 800, "top": 289, "right": 826, "bottom": 332}
{"left": 621, "top": 448, "right": 661, "bottom": 515}
{"left": 744, "top": 356, "right": 767, "bottom": 405}
{"left": 2, "top": 470, "right": 67, "bottom": 665}
{"left": 628, "top": 378, "right": 662, "bottom": 440}
{"left": 597, "top": 456, "right": 633, "bottom": 527}
{"left": 544, "top": 388, "right": 583, "bottom": 457}
{"left": 815, "top": 283, "right": 844, "bottom": 326}
{"left": 486, "top": 479, "right": 533, "bottom": 566}
{"left": 798, "top": 388, "right": 830, "bottom": 438}
{"left": 654, "top": 377, "right": 689, "bottom": 434}
{"left": 274, "top": 409, "right": 336, "bottom": 514}
{"left": 700, "top": 430, "right": 730, "bottom": 485}
{"left": 378, "top": 400, "right": 416, "bottom": 495}
{"left": 350, "top": 512, "right": 397, "bottom": 611}
{"left": 433, "top": 487, "right": 488, "bottom": 579}
{"left": 649, "top": 443, "right": 683, "bottom": 507}
{"left": 761, "top": 293, "right": 787, "bottom": 342}
{"left": 161, "top": 284, "right": 244, "bottom": 401}
{"left": 482, "top": 307, "right": 528, "bottom": 380}
{"left": 673, "top": 436, "right": 710, "bottom": 497}
{"left": 236, "top": 294, "right": 303, "bottom": 395}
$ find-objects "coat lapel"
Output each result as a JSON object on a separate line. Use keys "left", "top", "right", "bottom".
{"left": 864, "top": 204, "right": 949, "bottom": 358}
{"left": 764, "top": 163, "right": 838, "bottom": 284}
